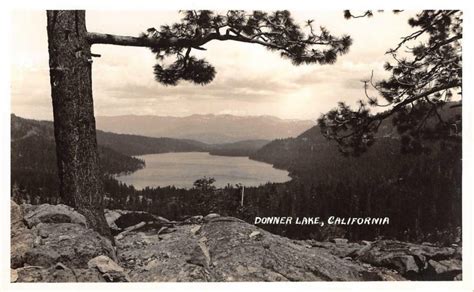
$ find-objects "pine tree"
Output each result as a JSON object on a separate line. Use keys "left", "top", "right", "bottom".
{"left": 46, "top": 10, "right": 352, "bottom": 238}
{"left": 318, "top": 10, "right": 462, "bottom": 156}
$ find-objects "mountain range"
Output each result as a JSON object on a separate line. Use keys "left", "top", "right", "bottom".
{"left": 95, "top": 114, "right": 314, "bottom": 144}
{"left": 10, "top": 114, "right": 277, "bottom": 176}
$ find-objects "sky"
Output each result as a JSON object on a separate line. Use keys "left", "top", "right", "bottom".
{"left": 10, "top": 10, "right": 416, "bottom": 121}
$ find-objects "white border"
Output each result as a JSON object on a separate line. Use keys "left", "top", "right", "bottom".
{"left": 1, "top": 1, "right": 472, "bottom": 292}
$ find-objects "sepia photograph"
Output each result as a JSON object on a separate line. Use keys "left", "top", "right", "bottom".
{"left": 3, "top": 3, "right": 472, "bottom": 290}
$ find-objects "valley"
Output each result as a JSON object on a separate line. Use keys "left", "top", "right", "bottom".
{"left": 10, "top": 110, "right": 462, "bottom": 244}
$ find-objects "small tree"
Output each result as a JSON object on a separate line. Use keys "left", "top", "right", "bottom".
{"left": 193, "top": 176, "right": 217, "bottom": 192}
{"left": 318, "top": 10, "right": 462, "bottom": 155}
{"left": 46, "top": 10, "right": 352, "bottom": 237}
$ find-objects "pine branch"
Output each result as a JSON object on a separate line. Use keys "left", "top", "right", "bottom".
{"left": 87, "top": 11, "right": 354, "bottom": 86}
{"left": 87, "top": 32, "right": 199, "bottom": 48}
{"left": 372, "top": 81, "right": 461, "bottom": 122}
{"left": 86, "top": 31, "right": 330, "bottom": 53}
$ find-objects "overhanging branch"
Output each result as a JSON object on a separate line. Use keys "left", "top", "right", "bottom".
{"left": 86, "top": 32, "right": 197, "bottom": 48}
{"left": 86, "top": 31, "right": 290, "bottom": 53}
{"left": 371, "top": 81, "right": 462, "bottom": 122}
{"left": 86, "top": 11, "right": 354, "bottom": 86}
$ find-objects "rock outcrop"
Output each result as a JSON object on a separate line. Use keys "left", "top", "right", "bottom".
{"left": 87, "top": 255, "right": 130, "bottom": 282}
{"left": 11, "top": 202, "right": 462, "bottom": 282}
{"left": 307, "top": 239, "right": 462, "bottom": 280}
{"left": 11, "top": 200, "right": 35, "bottom": 269}
{"left": 117, "top": 215, "right": 410, "bottom": 281}
{"left": 23, "top": 203, "right": 87, "bottom": 228}
{"left": 104, "top": 209, "right": 174, "bottom": 235}
{"left": 11, "top": 201, "right": 118, "bottom": 282}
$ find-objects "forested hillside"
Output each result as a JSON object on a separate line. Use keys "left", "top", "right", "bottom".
{"left": 98, "top": 104, "right": 461, "bottom": 243}
{"left": 251, "top": 102, "right": 461, "bottom": 180}
{"left": 11, "top": 115, "right": 147, "bottom": 204}
{"left": 208, "top": 139, "right": 270, "bottom": 156}
{"left": 96, "top": 131, "right": 206, "bottom": 156}
{"left": 11, "top": 114, "right": 147, "bottom": 173}
{"left": 243, "top": 104, "right": 462, "bottom": 241}
{"left": 11, "top": 107, "right": 462, "bottom": 244}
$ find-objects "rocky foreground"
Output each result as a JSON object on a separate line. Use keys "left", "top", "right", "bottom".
{"left": 11, "top": 201, "right": 462, "bottom": 282}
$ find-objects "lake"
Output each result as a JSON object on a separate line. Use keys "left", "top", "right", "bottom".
{"left": 115, "top": 152, "right": 291, "bottom": 189}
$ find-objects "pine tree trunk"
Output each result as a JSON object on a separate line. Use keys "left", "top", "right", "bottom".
{"left": 46, "top": 10, "right": 112, "bottom": 240}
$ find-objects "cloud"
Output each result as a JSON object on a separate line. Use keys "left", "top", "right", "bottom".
{"left": 11, "top": 10, "right": 417, "bottom": 120}
{"left": 96, "top": 72, "right": 299, "bottom": 104}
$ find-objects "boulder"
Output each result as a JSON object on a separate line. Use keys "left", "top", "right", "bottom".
{"left": 428, "top": 259, "right": 449, "bottom": 274}
{"left": 11, "top": 229, "right": 35, "bottom": 268}
{"left": 23, "top": 204, "right": 86, "bottom": 228}
{"left": 114, "top": 212, "right": 157, "bottom": 229}
{"left": 88, "top": 255, "right": 129, "bottom": 282}
{"left": 88, "top": 255, "right": 124, "bottom": 273}
{"left": 184, "top": 215, "right": 203, "bottom": 224}
{"left": 383, "top": 255, "right": 419, "bottom": 275}
{"left": 357, "top": 243, "right": 421, "bottom": 276}
{"left": 203, "top": 213, "right": 220, "bottom": 222}
{"left": 24, "top": 223, "right": 115, "bottom": 269}
{"left": 13, "top": 266, "right": 45, "bottom": 282}
{"left": 331, "top": 238, "right": 349, "bottom": 245}
{"left": 427, "top": 259, "right": 462, "bottom": 280}
{"left": 11, "top": 201, "right": 35, "bottom": 268}
{"left": 302, "top": 238, "right": 462, "bottom": 280}
{"left": 11, "top": 269, "right": 18, "bottom": 282}
{"left": 190, "top": 225, "right": 201, "bottom": 235}
{"left": 249, "top": 231, "right": 262, "bottom": 239}
{"left": 104, "top": 209, "right": 121, "bottom": 231}
{"left": 13, "top": 264, "right": 106, "bottom": 282}
{"left": 44, "top": 262, "right": 78, "bottom": 282}
{"left": 439, "top": 259, "right": 462, "bottom": 272}
{"left": 104, "top": 209, "right": 172, "bottom": 233}
{"left": 346, "top": 240, "right": 462, "bottom": 279}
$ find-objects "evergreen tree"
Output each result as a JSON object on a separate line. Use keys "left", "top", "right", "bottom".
{"left": 46, "top": 10, "right": 352, "bottom": 237}
{"left": 318, "top": 10, "right": 462, "bottom": 155}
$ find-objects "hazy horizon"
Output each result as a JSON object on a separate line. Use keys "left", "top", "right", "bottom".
{"left": 11, "top": 111, "right": 315, "bottom": 122}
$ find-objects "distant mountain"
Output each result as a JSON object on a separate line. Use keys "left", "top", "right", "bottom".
{"left": 251, "top": 121, "right": 401, "bottom": 181}
{"left": 11, "top": 115, "right": 145, "bottom": 176}
{"left": 96, "top": 114, "right": 314, "bottom": 144}
{"left": 251, "top": 102, "right": 462, "bottom": 181}
{"left": 11, "top": 114, "right": 148, "bottom": 203}
{"left": 11, "top": 114, "right": 209, "bottom": 157}
{"left": 96, "top": 131, "right": 206, "bottom": 156}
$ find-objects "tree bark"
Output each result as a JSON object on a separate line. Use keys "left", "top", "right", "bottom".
{"left": 46, "top": 10, "right": 112, "bottom": 241}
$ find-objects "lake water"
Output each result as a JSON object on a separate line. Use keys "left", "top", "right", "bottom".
{"left": 115, "top": 152, "right": 291, "bottom": 189}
